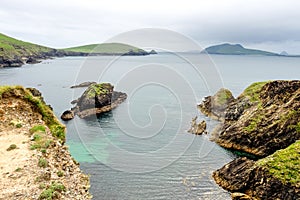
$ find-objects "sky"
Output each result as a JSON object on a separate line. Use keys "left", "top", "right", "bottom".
{"left": 1, "top": 0, "right": 300, "bottom": 54}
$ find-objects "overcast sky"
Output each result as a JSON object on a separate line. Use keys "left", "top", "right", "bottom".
{"left": 1, "top": 0, "right": 300, "bottom": 54}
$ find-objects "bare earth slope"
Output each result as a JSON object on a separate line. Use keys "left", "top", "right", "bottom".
{"left": 0, "top": 86, "right": 91, "bottom": 199}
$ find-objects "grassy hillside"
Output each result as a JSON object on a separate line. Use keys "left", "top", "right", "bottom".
{"left": 204, "top": 43, "right": 278, "bottom": 56}
{"left": 63, "top": 43, "right": 146, "bottom": 54}
{"left": 0, "top": 33, "right": 52, "bottom": 60}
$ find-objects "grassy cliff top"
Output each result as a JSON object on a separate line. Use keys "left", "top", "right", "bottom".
{"left": 0, "top": 85, "right": 65, "bottom": 143}
{"left": 63, "top": 43, "right": 146, "bottom": 54}
{"left": 0, "top": 33, "right": 52, "bottom": 59}
{"left": 256, "top": 140, "right": 300, "bottom": 186}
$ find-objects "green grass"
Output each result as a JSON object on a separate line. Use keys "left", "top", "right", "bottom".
{"left": 0, "top": 86, "right": 66, "bottom": 143}
{"left": 239, "top": 81, "right": 269, "bottom": 102}
{"left": 63, "top": 42, "right": 145, "bottom": 54}
{"left": 30, "top": 125, "right": 46, "bottom": 134}
{"left": 38, "top": 158, "right": 48, "bottom": 168}
{"left": 87, "top": 83, "right": 110, "bottom": 98}
{"left": 0, "top": 33, "right": 52, "bottom": 60}
{"left": 256, "top": 140, "right": 300, "bottom": 185}
{"left": 39, "top": 182, "right": 66, "bottom": 200}
{"left": 213, "top": 88, "right": 233, "bottom": 106}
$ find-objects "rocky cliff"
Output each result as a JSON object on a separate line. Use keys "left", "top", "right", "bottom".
{"left": 199, "top": 80, "right": 300, "bottom": 157}
{"left": 197, "top": 80, "right": 300, "bottom": 199}
{"left": 0, "top": 86, "right": 91, "bottom": 199}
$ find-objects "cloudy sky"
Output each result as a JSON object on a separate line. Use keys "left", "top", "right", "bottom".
{"left": 1, "top": 0, "right": 300, "bottom": 54}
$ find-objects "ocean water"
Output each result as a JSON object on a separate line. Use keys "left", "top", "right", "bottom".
{"left": 1, "top": 54, "right": 300, "bottom": 199}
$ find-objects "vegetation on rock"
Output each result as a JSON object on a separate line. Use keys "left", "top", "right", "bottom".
{"left": 256, "top": 140, "right": 300, "bottom": 185}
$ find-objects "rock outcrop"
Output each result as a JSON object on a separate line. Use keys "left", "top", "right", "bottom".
{"left": 187, "top": 116, "right": 207, "bottom": 135}
{"left": 61, "top": 82, "right": 127, "bottom": 120}
{"left": 0, "top": 86, "right": 91, "bottom": 199}
{"left": 198, "top": 88, "right": 235, "bottom": 121}
{"left": 197, "top": 80, "right": 300, "bottom": 199}
{"left": 213, "top": 141, "right": 300, "bottom": 199}
{"left": 200, "top": 80, "right": 300, "bottom": 157}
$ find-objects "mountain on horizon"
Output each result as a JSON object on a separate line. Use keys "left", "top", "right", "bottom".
{"left": 203, "top": 43, "right": 279, "bottom": 56}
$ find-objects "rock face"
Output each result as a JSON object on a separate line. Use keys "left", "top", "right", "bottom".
{"left": 62, "top": 83, "right": 127, "bottom": 120}
{"left": 198, "top": 80, "right": 300, "bottom": 200}
{"left": 200, "top": 80, "right": 300, "bottom": 157}
{"left": 213, "top": 152, "right": 300, "bottom": 200}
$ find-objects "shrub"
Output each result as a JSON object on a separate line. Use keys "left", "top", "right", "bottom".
{"left": 7, "top": 144, "right": 17, "bottom": 151}
{"left": 38, "top": 158, "right": 48, "bottom": 168}
{"left": 30, "top": 125, "right": 46, "bottom": 134}
{"left": 38, "top": 182, "right": 66, "bottom": 200}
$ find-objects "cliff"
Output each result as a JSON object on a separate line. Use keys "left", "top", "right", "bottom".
{"left": 0, "top": 86, "right": 91, "bottom": 199}
{"left": 199, "top": 80, "right": 300, "bottom": 157}
{"left": 197, "top": 80, "right": 300, "bottom": 199}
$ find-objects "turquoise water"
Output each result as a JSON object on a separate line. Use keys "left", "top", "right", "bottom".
{"left": 1, "top": 54, "right": 300, "bottom": 199}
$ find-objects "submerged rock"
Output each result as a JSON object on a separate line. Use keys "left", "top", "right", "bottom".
{"left": 61, "top": 82, "right": 127, "bottom": 120}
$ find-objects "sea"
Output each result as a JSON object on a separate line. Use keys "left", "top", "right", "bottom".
{"left": 1, "top": 53, "right": 299, "bottom": 199}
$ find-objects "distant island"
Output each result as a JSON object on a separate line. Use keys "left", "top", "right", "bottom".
{"left": 0, "top": 33, "right": 156, "bottom": 67}
{"left": 203, "top": 43, "right": 299, "bottom": 57}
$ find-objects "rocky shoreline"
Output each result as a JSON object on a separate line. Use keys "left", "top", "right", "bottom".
{"left": 0, "top": 86, "right": 91, "bottom": 199}
{"left": 196, "top": 80, "right": 300, "bottom": 199}
{"left": 0, "top": 49, "right": 155, "bottom": 68}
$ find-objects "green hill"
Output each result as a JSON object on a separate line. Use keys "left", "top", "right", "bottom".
{"left": 204, "top": 43, "right": 278, "bottom": 56}
{"left": 0, "top": 33, "right": 53, "bottom": 60}
{"left": 63, "top": 43, "right": 148, "bottom": 55}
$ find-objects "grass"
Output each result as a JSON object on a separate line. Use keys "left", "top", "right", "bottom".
{"left": 0, "top": 86, "right": 66, "bottom": 144}
{"left": 63, "top": 42, "right": 145, "bottom": 54}
{"left": 256, "top": 140, "right": 300, "bottom": 185}
{"left": 87, "top": 83, "right": 110, "bottom": 98}
{"left": 30, "top": 125, "right": 46, "bottom": 134}
{"left": 38, "top": 182, "right": 66, "bottom": 200}
{"left": 239, "top": 81, "right": 269, "bottom": 102}
{"left": 0, "top": 33, "right": 52, "bottom": 60}
{"left": 38, "top": 158, "right": 48, "bottom": 168}
{"left": 213, "top": 88, "right": 233, "bottom": 106}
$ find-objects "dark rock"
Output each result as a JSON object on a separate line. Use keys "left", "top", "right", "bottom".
{"left": 213, "top": 157, "right": 300, "bottom": 200}
{"left": 188, "top": 116, "right": 207, "bottom": 135}
{"left": 70, "top": 82, "right": 97, "bottom": 88}
{"left": 27, "top": 87, "right": 42, "bottom": 97}
{"left": 61, "top": 110, "right": 74, "bottom": 121}
{"left": 213, "top": 157, "right": 255, "bottom": 191}
{"left": 149, "top": 50, "right": 158, "bottom": 54}
{"left": 61, "top": 83, "right": 127, "bottom": 119}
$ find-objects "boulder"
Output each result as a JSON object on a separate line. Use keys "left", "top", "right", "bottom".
{"left": 61, "top": 110, "right": 74, "bottom": 121}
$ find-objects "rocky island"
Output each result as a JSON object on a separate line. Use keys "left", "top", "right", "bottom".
{"left": 196, "top": 80, "right": 300, "bottom": 199}
{"left": 0, "top": 86, "right": 91, "bottom": 199}
{"left": 61, "top": 82, "right": 127, "bottom": 120}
